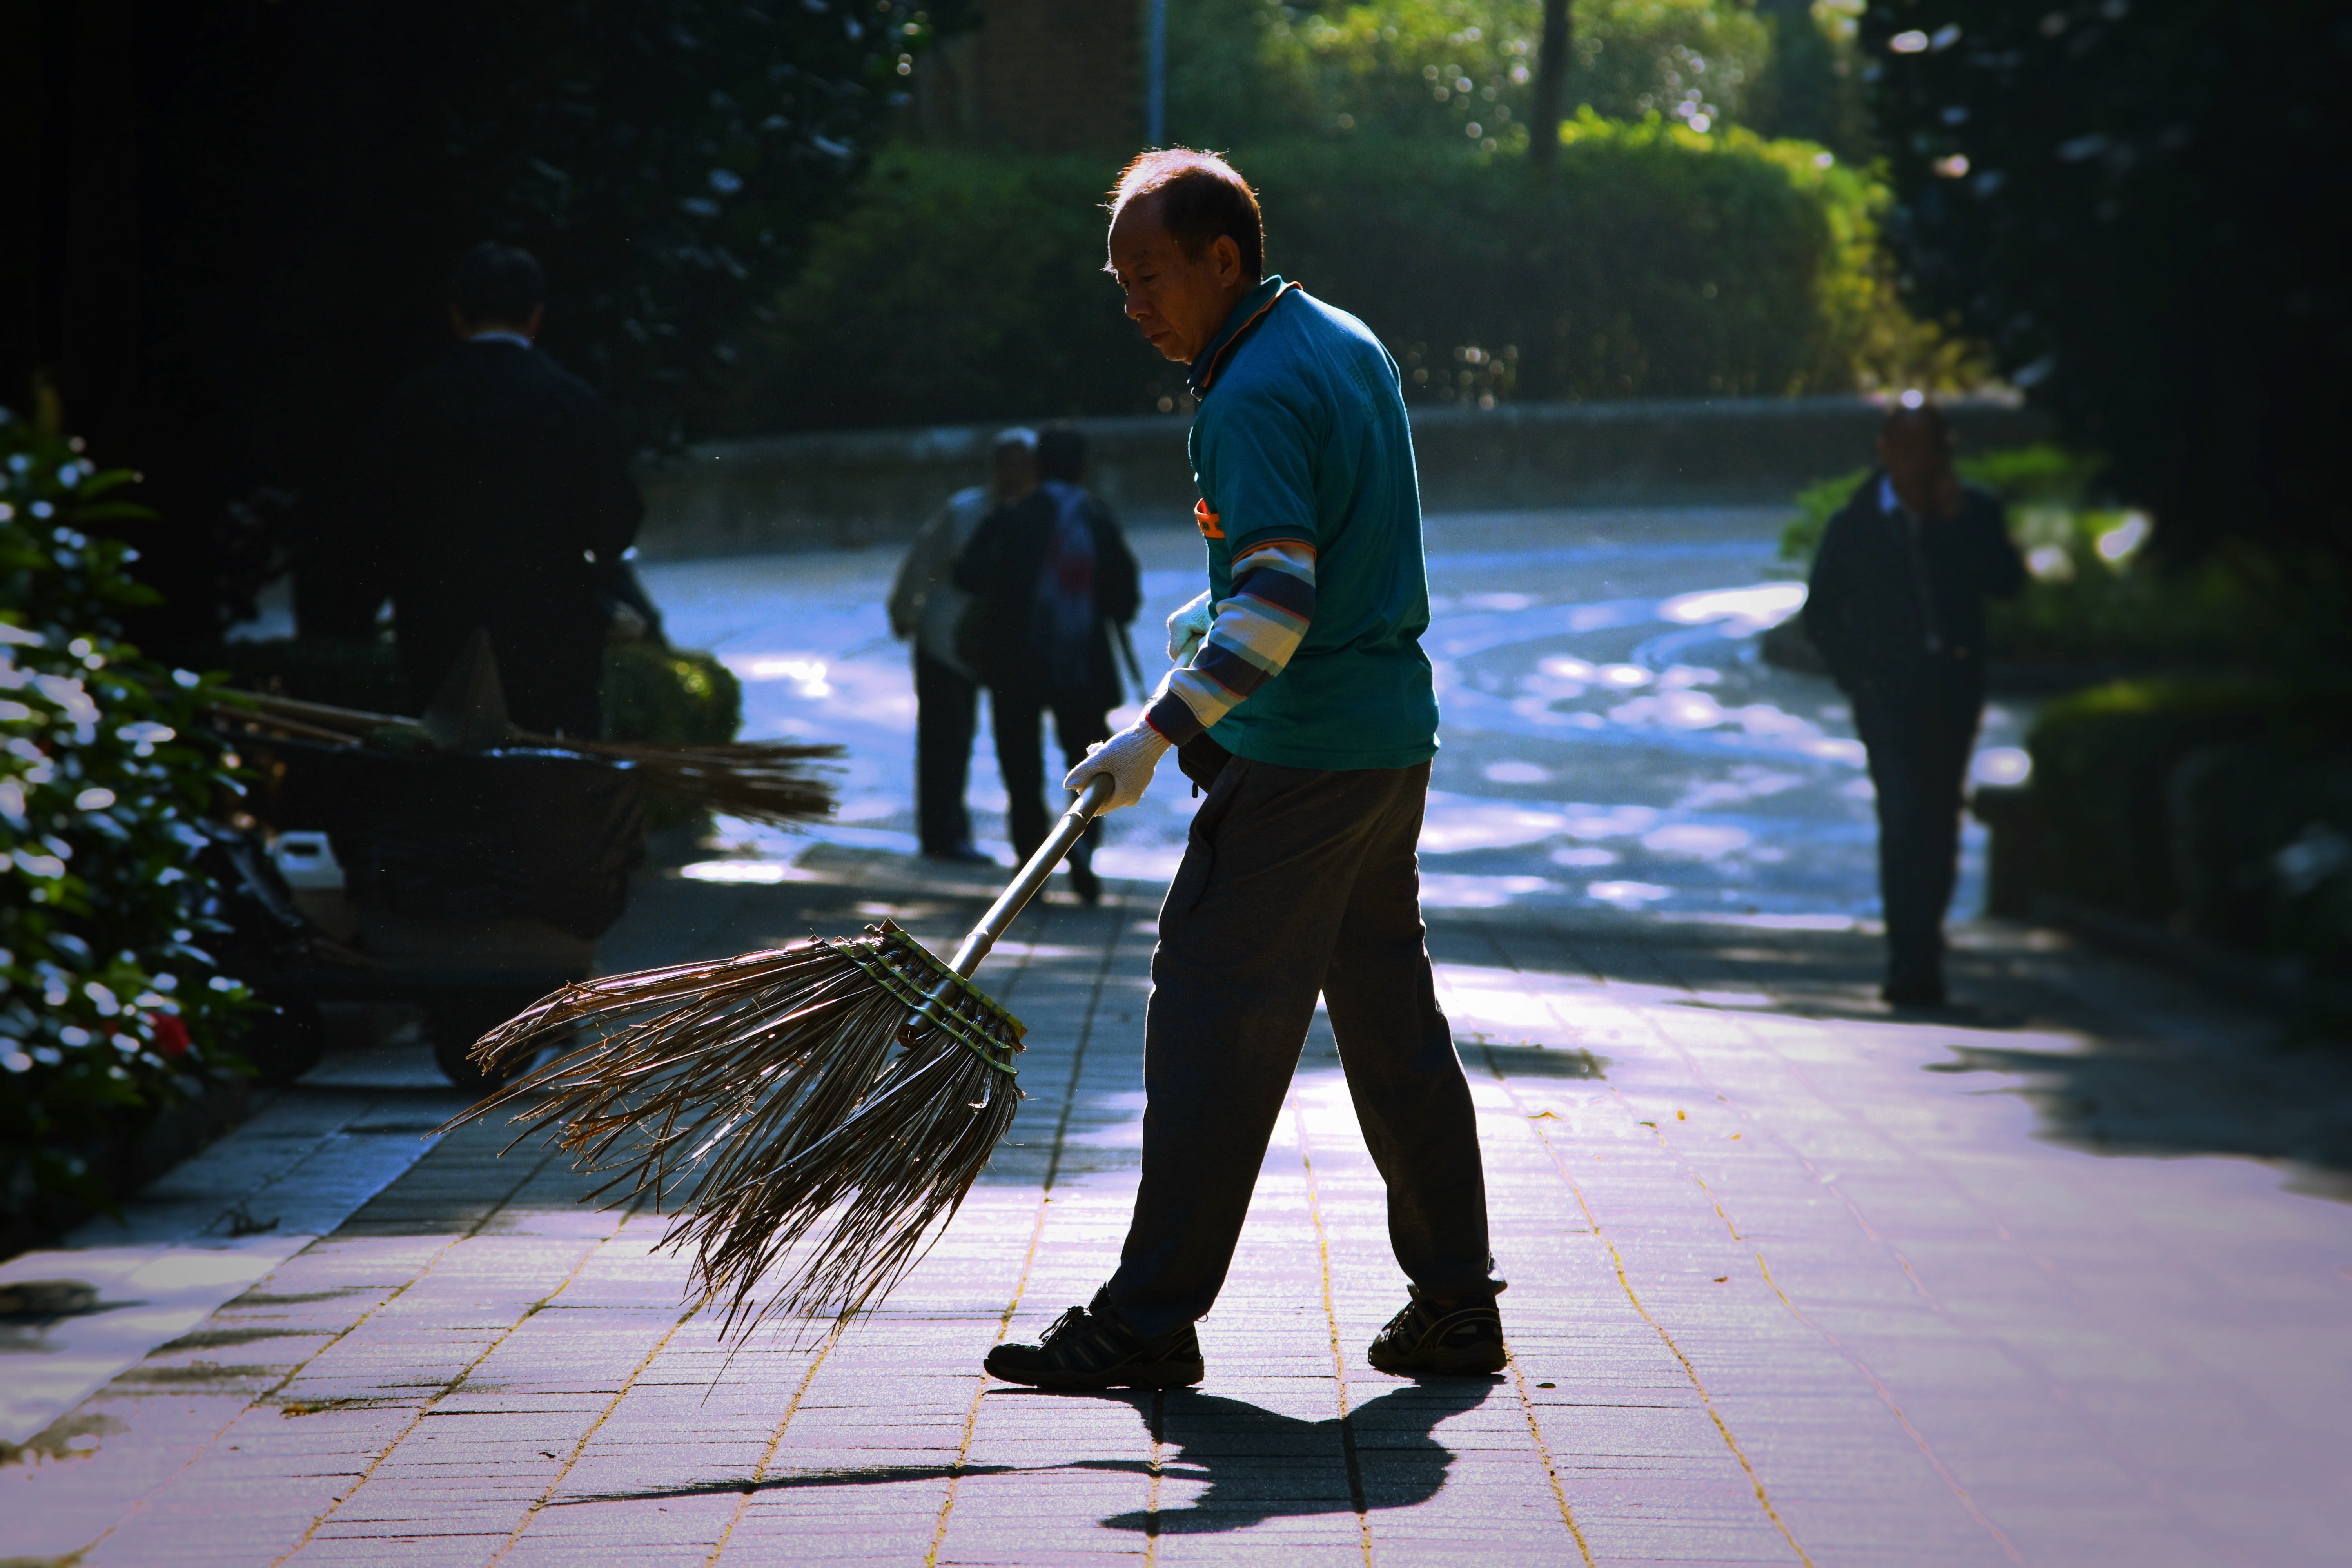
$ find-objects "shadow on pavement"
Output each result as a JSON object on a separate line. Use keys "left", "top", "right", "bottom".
{"left": 1086, "top": 1379, "right": 1501, "bottom": 1534}
{"left": 1423, "top": 906, "right": 2352, "bottom": 1192}
{"left": 1926, "top": 1040, "right": 2352, "bottom": 1196}
{"left": 553, "top": 1379, "right": 1501, "bottom": 1534}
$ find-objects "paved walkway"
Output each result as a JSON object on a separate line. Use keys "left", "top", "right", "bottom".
{"left": 7, "top": 838, "right": 2351, "bottom": 1566}
{"left": 11, "top": 508, "right": 2351, "bottom": 1563}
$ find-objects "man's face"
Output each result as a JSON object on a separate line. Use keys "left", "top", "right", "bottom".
{"left": 448, "top": 303, "right": 544, "bottom": 342}
{"left": 1107, "top": 198, "right": 1251, "bottom": 365}
{"left": 993, "top": 446, "right": 1037, "bottom": 502}
{"left": 1877, "top": 423, "right": 1952, "bottom": 494}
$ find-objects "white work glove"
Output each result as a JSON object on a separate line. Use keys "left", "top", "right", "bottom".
{"left": 1166, "top": 590, "right": 1214, "bottom": 665}
{"left": 1064, "top": 721, "right": 1171, "bottom": 814}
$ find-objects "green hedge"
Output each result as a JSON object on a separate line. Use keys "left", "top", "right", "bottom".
{"left": 2027, "top": 680, "right": 2352, "bottom": 977}
{"left": 599, "top": 642, "right": 742, "bottom": 750}
{"left": 742, "top": 118, "right": 1958, "bottom": 430}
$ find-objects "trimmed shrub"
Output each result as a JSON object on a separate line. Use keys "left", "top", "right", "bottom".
{"left": 599, "top": 643, "right": 741, "bottom": 749}
{"left": 1, "top": 411, "right": 254, "bottom": 1235}
{"left": 742, "top": 120, "right": 1957, "bottom": 431}
{"left": 2027, "top": 679, "right": 2352, "bottom": 932}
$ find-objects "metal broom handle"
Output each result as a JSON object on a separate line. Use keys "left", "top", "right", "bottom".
{"left": 900, "top": 773, "right": 1117, "bottom": 1043}
{"left": 949, "top": 772, "right": 1116, "bottom": 976}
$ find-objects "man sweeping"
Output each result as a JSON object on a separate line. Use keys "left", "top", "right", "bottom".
{"left": 985, "top": 150, "right": 1504, "bottom": 1389}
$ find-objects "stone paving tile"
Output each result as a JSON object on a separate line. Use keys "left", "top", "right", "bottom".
{"left": 7, "top": 856, "right": 2352, "bottom": 1566}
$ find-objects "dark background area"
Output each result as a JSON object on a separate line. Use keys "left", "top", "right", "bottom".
{"left": 5, "top": 0, "right": 2347, "bottom": 635}
{"left": 2, "top": 0, "right": 965, "bottom": 647}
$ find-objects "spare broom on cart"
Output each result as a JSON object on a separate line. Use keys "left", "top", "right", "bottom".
{"left": 439, "top": 773, "right": 1117, "bottom": 1339}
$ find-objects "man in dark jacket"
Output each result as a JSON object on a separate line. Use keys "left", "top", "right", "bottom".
{"left": 1804, "top": 401, "right": 2026, "bottom": 1005}
{"left": 360, "top": 243, "right": 643, "bottom": 736}
{"left": 952, "top": 424, "right": 1140, "bottom": 903}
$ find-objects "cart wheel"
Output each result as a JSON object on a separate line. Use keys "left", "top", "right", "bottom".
{"left": 241, "top": 998, "right": 327, "bottom": 1086}
{"left": 426, "top": 996, "right": 531, "bottom": 1093}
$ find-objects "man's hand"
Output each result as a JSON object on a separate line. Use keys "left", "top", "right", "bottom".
{"left": 1166, "top": 590, "right": 1213, "bottom": 664}
{"left": 1064, "top": 721, "right": 1171, "bottom": 813}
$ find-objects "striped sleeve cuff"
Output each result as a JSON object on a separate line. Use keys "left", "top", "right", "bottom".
{"left": 1145, "top": 691, "right": 1205, "bottom": 746}
{"left": 1156, "top": 539, "right": 1318, "bottom": 739}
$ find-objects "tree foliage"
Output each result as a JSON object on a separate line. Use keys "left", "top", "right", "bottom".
{"left": 118, "top": 0, "right": 966, "bottom": 636}
{"left": 1168, "top": 0, "right": 1829, "bottom": 148}
{"left": 745, "top": 123, "right": 1962, "bottom": 430}
{"left": 1864, "top": 0, "right": 2352, "bottom": 561}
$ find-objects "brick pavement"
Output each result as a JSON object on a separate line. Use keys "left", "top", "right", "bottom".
{"left": 7, "top": 845, "right": 2351, "bottom": 1566}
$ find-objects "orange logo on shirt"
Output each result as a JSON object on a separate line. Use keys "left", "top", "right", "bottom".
{"left": 1194, "top": 499, "right": 1225, "bottom": 540}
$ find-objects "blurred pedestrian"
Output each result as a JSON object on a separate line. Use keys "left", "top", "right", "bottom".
{"left": 1804, "top": 400, "right": 2026, "bottom": 1007}
{"left": 360, "top": 242, "right": 643, "bottom": 736}
{"left": 888, "top": 427, "right": 1038, "bottom": 863}
{"left": 985, "top": 151, "right": 1499, "bottom": 1393}
{"left": 953, "top": 423, "right": 1140, "bottom": 904}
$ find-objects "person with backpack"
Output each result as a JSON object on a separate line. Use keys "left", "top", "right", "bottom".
{"left": 889, "top": 428, "right": 1039, "bottom": 863}
{"left": 952, "top": 423, "right": 1141, "bottom": 904}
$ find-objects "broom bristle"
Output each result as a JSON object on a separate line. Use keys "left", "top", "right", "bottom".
{"left": 443, "top": 921, "right": 1024, "bottom": 1337}
{"left": 209, "top": 688, "right": 842, "bottom": 827}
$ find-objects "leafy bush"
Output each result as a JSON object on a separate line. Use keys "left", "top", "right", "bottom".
{"left": 1171, "top": 0, "right": 1781, "bottom": 148}
{"left": 746, "top": 121, "right": 1956, "bottom": 429}
{"left": 601, "top": 644, "right": 741, "bottom": 750}
{"left": 0, "top": 412, "right": 254, "bottom": 1232}
{"left": 2027, "top": 679, "right": 2352, "bottom": 991}
{"left": 1989, "top": 541, "right": 2349, "bottom": 672}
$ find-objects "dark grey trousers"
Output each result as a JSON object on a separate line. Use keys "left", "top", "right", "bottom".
{"left": 1853, "top": 681, "right": 1982, "bottom": 987}
{"left": 1103, "top": 757, "right": 1497, "bottom": 1341}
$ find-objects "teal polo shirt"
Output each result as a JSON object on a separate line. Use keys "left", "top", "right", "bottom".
{"left": 1182, "top": 276, "right": 1439, "bottom": 772}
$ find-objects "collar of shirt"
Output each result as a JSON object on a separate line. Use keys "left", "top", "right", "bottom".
{"left": 466, "top": 330, "right": 534, "bottom": 350}
{"left": 1185, "top": 274, "right": 1295, "bottom": 398}
{"left": 1878, "top": 472, "right": 1910, "bottom": 522}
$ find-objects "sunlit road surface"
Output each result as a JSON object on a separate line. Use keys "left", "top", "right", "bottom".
{"left": 648, "top": 507, "right": 2024, "bottom": 924}
{"left": 10, "top": 508, "right": 2350, "bottom": 1566}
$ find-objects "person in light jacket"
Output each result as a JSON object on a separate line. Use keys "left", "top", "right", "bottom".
{"left": 951, "top": 424, "right": 1141, "bottom": 904}
{"left": 888, "top": 428, "right": 1037, "bottom": 862}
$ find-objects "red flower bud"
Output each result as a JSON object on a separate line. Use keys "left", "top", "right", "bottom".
{"left": 149, "top": 1013, "right": 191, "bottom": 1058}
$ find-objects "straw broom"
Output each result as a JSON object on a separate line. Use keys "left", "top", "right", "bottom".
{"left": 439, "top": 774, "right": 1115, "bottom": 1339}
{"left": 204, "top": 688, "right": 839, "bottom": 828}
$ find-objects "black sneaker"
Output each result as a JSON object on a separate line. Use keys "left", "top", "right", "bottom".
{"left": 984, "top": 1288, "right": 1203, "bottom": 1390}
{"left": 1367, "top": 1287, "right": 1506, "bottom": 1376}
{"left": 1882, "top": 974, "right": 1948, "bottom": 1007}
{"left": 1067, "top": 860, "right": 1102, "bottom": 905}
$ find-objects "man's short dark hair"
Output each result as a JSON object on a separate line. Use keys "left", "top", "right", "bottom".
{"left": 450, "top": 242, "right": 546, "bottom": 324}
{"left": 1107, "top": 150, "right": 1264, "bottom": 281}
{"left": 1036, "top": 424, "right": 1087, "bottom": 483}
{"left": 1880, "top": 397, "right": 1954, "bottom": 449}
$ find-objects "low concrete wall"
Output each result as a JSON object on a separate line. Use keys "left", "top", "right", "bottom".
{"left": 637, "top": 395, "right": 2048, "bottom": 557}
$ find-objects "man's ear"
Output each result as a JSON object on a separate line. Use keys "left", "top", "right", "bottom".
{"left": 1213, "top": 234, "right": 1245, "bottom": 289}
